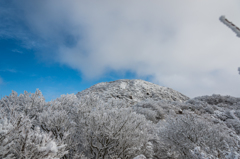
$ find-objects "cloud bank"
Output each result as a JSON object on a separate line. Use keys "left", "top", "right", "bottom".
{"left": 1, "top": 0, "right": 240, "bottom": 97}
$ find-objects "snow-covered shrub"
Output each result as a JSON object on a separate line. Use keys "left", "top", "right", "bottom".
{"left": 38, "top": 94, "right": 83, "bottom": 158}
{"left": 14, "top": 126, "right": 67, "bottom": 159}
{"left": 194, "top": 94, "right": 240, "bottom": 106}
{"left": 190, "top": 147, "right": 214, "bottom": 159}
{"left": 204, "top": 105, "right": 214, "bottom": 114}
{"left": 222, "top": 149, "right": 240, "bottom": 159}
{"left": 80, "top": 107, "right": 152, "bottom": 159}
{"left": 141, "top": 142, "right": 154, "bottom": 159}
{"left": 180, "top": 104, "right": 190, "bottom": 111}
{"left": 0, "top": 113, "right": 67, "bottom": 158}
{"left": 185, "top": 99, "right": 211, "bottom": 114}
{"left": 38, "top": 108, "right": 72, "bottom": 139}
{"left": 0, "top": 91, "right": 68, "bottom": 159}
{"left": 216, "top": 111, "right": 230, "bottom": 121}
{"left": 133, "top": 100, "right": 165, "bottom": 123}
{"left": 71, "top": 152, "right": 89, "bottom": 159}
{"left": 186, "top": 99, "right": 208, "bottom": 107}
{"left": 157, "top": 114, "right": 239, "bottom": 159}
{"left": 0, "top": 98, "right": 32, "bottom": 158}
{"left": 234, "top": 110, "right": 240, "bottom": 119}
{"left": 225, "top": 110, "right": 240, "bottom": 135}
{"left": 133, "top": 154, "right": 147, "bottom": 159}
{"left": 38, "top": 94, "right": 78, "bottom": 140}
{"left": 38, "top": 107, "right": 75, "bottom": 159}
{"left": 3, "top": 88, "right": 240, "bottom": 159}
{"left": 0, "top": 117, "right": 16, "bottom": 159}
{"left": 0, "top": 89, "right": 47, "bottom": 120}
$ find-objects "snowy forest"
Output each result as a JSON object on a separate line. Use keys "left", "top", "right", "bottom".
{"left": 1, "top": 79, "right": 240, "bottom": 159}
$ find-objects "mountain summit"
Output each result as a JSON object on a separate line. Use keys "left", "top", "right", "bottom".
{"left": 76, "top": 79, "right": 189, "bottom": 105}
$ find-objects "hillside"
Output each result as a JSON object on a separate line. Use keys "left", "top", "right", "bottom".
{"left": 1, "top": 79, "right": 240, "bottom": 159}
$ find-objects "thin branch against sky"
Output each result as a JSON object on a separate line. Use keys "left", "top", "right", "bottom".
{"left": 219, "top": 16, "right": 240, "bottom": 37}
{"left": 219, "top": 16, "right": 240, "bottom": 75}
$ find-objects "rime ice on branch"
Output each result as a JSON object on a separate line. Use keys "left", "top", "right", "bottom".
{"left": 219, "top": 16, "right": 240, "bottom": 37}
{"left": 219, "top": 16, "right": 240, "bottom": 75}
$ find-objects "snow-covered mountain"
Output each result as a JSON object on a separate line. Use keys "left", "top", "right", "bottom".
{"left": 76, "top": 79, "right": 240, "bottom": 158}
{"left": 76, "top": 79, "right": 189, "bottom": 106}
{"left": 2, "top": 79, "right": 240, "bottom": 159}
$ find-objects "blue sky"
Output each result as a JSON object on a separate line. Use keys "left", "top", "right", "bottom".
{"left": 0, "top": 37, "right": 142, "bottom": 101}
{"left": 0, "top": 37, "right": 145, "bottom": 100}
{"left": 1, "top": 0, "right": 240, "bottom": 101}
{"left": 0, "top": 0, "right": 148, "bottom": 101}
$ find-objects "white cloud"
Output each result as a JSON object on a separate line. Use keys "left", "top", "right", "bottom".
{"left": 5, "top": 0, "right": 240, "bottom": 97}
{"left": 12, "top": 49, "right": 23, "bottom": 54}
{"left": 0, "top": 69, "right": 17, "bottom": 73}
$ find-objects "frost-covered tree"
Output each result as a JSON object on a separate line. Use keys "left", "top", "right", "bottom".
{"left": 0, "top": 89, "right": 47, "bottom": 120}
{"left": 33, "top": 91, "right": 155, "bottom": 159}
{"left": 6, "top": 88, "right": 240, "bottom": 159}
{"left": 0, "top": 90, "right": 68, "bottom": 158}
{"left": 0, "top": 117, "right": 19, "bottom": 158}
{"left": 14, "top": 126, "right": 67, "bottom": 159}
{"left": 37, "top": 94, "right": 82, "bottom": 158}
{"left": 157, "top": 114, "right": 239, "bottom": 159}
{"left": 0, "top": 111, "right": 67, "bottom": 158}
{"left": 80, "top": 107, "right": 152, "bottom": 159}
